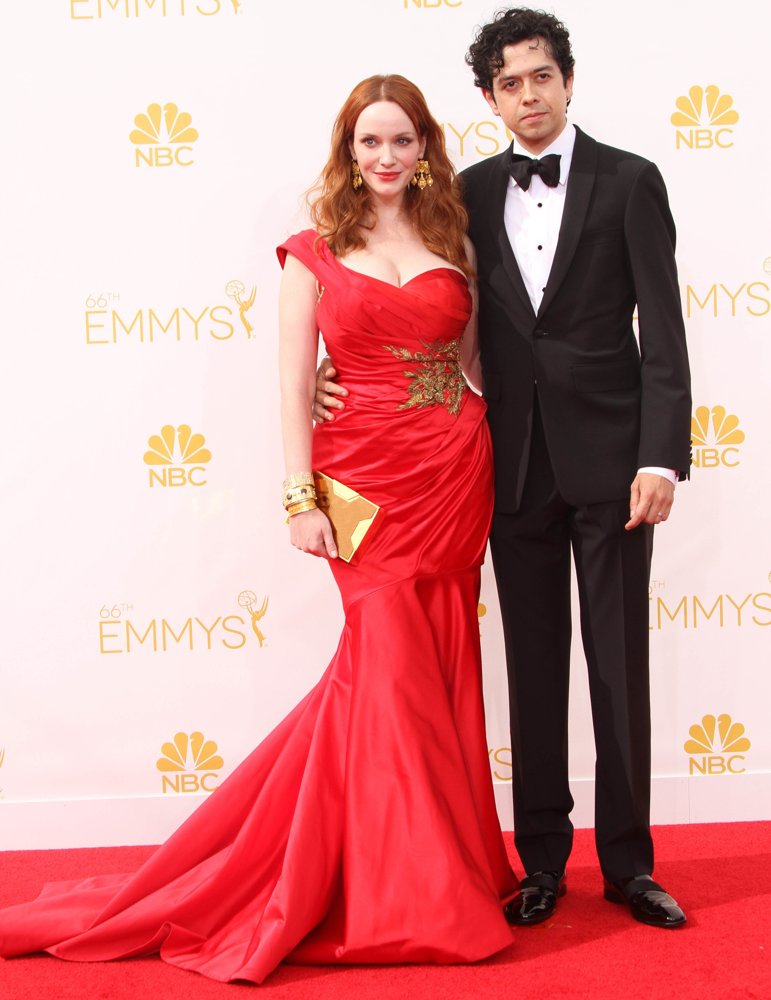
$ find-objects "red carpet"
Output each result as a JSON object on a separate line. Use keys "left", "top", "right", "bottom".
{"left": 0, "top": 822, "right": 768, "bottom": 999}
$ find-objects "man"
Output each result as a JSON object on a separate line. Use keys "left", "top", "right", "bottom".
{"left": 316, "top": 8, "right": 691, "bottom": 929}
{"left": 462, "top": 7, "right": 691, "bottom": 928}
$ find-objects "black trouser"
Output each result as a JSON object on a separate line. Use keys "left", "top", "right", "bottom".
{"left": 490, "top": 402, "right": 654, "bottom": 882}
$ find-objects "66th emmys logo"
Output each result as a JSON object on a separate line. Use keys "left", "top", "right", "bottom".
{"left": 84, "top": 280, "right": 257, "bottom": 346}
{"left": 156, "top": 732, "right": 223, "bottom": 794}
{"left": 684, "top": 273, "right": 770, "bottom": 319}
{"left": 144, "top": 425, "right": 211, "bottom": 487}
{"left": 98, "top": 590, "right": 269, "bottom": 654}
{"left": 130, "top": 103, "right": 198, "bottom": 167}
{"left": 691, "top": 405, "right": 745, "bottom": 469}
{"left": 225, "top": 281, "right": 256, "bottom": 338}
{"left": 488, "top": 746, "right": 512, "bottom": 782}
{"left": 71, "top": 1, "right": 244, "bottom": 20}
{"left": 441, "top": 121, "right": 514, "bottom": 161}
{"left": 685, "top": 714, "right": 750, "bottom": 775}
{"left": 648, "top": 578, "right": 771, "bottom": 630}
{"left": 671, "top": 85, "right": 739, "bottom": 149}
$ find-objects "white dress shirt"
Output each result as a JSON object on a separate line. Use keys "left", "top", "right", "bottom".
{"left": 504, "top": 123, "right": 575, "bottom": 314}
{"left": 503, "top": 123, "right": 676, "bottom": 486}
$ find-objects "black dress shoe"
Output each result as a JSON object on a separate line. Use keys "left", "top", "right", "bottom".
{"left": 604, "top": 875, "right": 686, "bottom": 928}
{"left": 504, "top": 871, "right": 566, "bottom": 926}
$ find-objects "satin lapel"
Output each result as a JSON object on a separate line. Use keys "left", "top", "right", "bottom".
{"left": 537, "top": 128, "right": 598, "bottom": 320}
{"left": 487, "top": 151, "right": 535, "bottom": 320}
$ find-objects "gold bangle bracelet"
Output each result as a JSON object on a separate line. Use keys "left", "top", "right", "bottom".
{"left": 286, "top": 499, "right": 318, "bottom": 517}
{"left": 282, "top": 485, "right": 317, "bottom": 508}
{"left": 282, "top": 472, "right": 314, "bottom": 491}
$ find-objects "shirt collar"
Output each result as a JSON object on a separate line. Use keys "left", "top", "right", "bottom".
{"left": 510, "top": 123, "right": 576, "bottom": 186}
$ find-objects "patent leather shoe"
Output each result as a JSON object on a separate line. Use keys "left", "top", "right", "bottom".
{"left": 504, "top": 871, "right": 566, "bottom": 926}
{"left": 604, "top": 875, "right": 686, "bottom": 928}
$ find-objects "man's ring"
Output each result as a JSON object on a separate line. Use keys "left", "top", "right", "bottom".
{"left": 657, "top": 512, "right": 664, "bottom": 518}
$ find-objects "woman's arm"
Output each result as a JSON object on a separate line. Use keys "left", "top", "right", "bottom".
{"left": 279, "top": 254, "right": 337, "bottom": 558}
{"left": 459, "top": 238, "right": 482, "bottom": 392}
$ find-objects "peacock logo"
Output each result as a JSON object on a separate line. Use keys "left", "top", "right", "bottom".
{"left": 671, "top": 86, "right": 739, "bottom": 127}
{"left": 685, "top": 714, "right": 750, "bottom": 775}
{"left": 691, "top": 405, "right": 745, "bottom": 469}
{"left": 157, "top": 732, "right": 224, "bottom": 793}
{"left": 672, "top": 86, "right": 739, "bottom": 149}
{"left": 130, "top": 103, "right": 198, "bottom": 167}
{"left": 144, "top": 424, "right": 211, "bottom": 487}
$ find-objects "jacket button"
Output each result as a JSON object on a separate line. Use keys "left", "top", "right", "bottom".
{"left": 534, "top": 328, "right": 548, "bottom": 338}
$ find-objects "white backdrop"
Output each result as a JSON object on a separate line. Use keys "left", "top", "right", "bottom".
{"left": 0, "top": 0, "right": 769, "bottom": 849}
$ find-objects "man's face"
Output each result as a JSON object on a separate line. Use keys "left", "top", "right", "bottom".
{"left": 483, "top": 38, "right": 573, "bottom": 155}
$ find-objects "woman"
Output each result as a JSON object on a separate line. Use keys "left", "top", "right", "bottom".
{"left": 0, "top": 76, "right": 514, "bottom": 984}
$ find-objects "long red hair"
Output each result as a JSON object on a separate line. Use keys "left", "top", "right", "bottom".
{"left": 309, "top": 75, "right": 471, "bottom": 276}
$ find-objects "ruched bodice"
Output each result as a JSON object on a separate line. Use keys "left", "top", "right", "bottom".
{"left": 280, "top": 231, "right": 492, "bottom": 589}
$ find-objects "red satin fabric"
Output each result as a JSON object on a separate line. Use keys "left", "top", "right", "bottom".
{"left": 0, "top": 231, "right": 515, "bottom": 983}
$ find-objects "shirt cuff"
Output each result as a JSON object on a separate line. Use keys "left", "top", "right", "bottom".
{"left": 637, "top": 467, "right": 678, "bottom": 485}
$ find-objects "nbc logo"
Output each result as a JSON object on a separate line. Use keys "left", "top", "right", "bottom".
{"left": 157, "top": 732, "right": 223, "bottom": 794}
{"left": 685, "top": 714, "right": 750, "bottom": 775}
{"left": 130, "top": 103, "right": 198, "bottom": 167}
{"left": 691, "top": 405, "right": 745, "bottom": 469}
{"left": 671, "top": 85, "right": 739, "bottom": 149}
{"left": 404, "top": 1, "right": 465, "bottom": 9}
{"left": 144, "top": 424, "right": 211, "bottom": 487}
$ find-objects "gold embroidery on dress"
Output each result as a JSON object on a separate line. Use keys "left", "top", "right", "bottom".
{"left": 383, "top": 338, "right": 467, "bottom": 416}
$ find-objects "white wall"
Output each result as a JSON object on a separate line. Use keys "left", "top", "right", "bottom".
{"left": 0, "top": 0, "right": 768, "bottom": 848}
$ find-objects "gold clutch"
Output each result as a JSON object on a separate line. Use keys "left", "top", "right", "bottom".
{"left": 313, "top": 472, "right": 382, "bottom": 563}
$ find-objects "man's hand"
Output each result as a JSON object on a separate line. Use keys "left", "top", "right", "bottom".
{"left": 625, "top": 473, "right": 675, "bottom": 530}
{"left": 312, "top": 356, "right": 348, "bottom": 422}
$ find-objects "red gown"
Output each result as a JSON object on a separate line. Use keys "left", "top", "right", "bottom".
{"left": 0, "top": 231, "right": 516, "bottom": 983}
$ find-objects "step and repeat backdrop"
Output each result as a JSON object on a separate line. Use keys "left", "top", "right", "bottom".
{"left": 1, "top": 1, "right": 768, "bottom": 848}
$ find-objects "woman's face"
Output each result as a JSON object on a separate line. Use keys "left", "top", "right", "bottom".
{"left": 349, "top": 101, "right": 426, "bottom": 202}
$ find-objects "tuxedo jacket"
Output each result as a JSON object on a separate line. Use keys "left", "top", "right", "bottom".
{"left": 460, "top": 127, "right": 692, "bottom": 512}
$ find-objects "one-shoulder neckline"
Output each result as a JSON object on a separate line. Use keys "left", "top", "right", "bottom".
{"left": 307, "top": 233, "right": 468, "bottom": 291}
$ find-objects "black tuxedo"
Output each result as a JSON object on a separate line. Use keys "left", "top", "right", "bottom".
{"left": 460, "top": 127, "right": 691, "bottom": 881}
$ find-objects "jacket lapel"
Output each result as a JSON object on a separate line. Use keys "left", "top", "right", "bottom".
{"left": 537, "top": 127, "right": 597, "bottom": 319}
{"left": 487, "top": 150, "right": 535, "bottom": 320}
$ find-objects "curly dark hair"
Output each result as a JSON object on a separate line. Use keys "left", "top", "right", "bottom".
{"left": 466, "top": 7, "right": 574, "bottom": 91}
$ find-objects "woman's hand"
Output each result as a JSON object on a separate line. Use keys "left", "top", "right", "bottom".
{"left": 289, "top": 507, "right": 338, "bottom": 559}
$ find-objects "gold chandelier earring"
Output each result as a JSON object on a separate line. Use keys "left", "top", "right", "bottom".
{"left": 411, "top": 158, "right": 433, "bottom": 190}
{"left": 351, "top": 160, "right": 363, "bottom": 191}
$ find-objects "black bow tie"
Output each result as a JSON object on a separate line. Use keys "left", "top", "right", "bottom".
{"left": 509, "top": 152, "right": 561, "bottom": 191}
